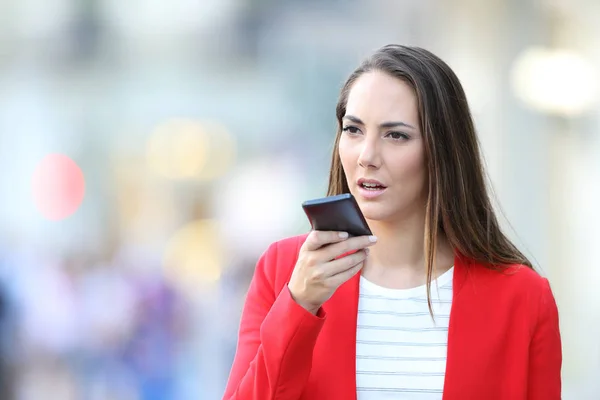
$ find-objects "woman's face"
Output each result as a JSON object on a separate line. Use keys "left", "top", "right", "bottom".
{"left": 339, "top": 70, "right": 427, "bottom": 223}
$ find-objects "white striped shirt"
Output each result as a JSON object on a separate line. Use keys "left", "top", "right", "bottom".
{"left": 356, "top": 268, "right": 454, "bottom": 399}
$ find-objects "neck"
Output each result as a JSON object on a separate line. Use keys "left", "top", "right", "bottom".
{"left": 365, "top": 210, "right": 454, "bottom": 277}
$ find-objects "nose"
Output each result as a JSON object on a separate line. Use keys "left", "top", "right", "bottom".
{"left": 357, "top": 137, "right": 381, "bottom": 169}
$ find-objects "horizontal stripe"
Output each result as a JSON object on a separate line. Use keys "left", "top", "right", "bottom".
{"left": 356, "top": 355, "right": 447, "bottom": 361}
{"left": 357, "top": 388, "right": 443, "bottom": 393}
{"left": 359, "top": 294, "right": 452, "bottom": 304}
{"left": 358, "top": 309, "right": 450, "bottom": 318}
{"left": 357, "top": 371, "right": 446, "bottom": 377}
{"left": 357, "top": 340, "right": 447, "bottom": 347}
{"left": 358, "top": 324, "right": 448, "bottom": 332}
{"left": 357, "top": 325, "right": 450, "bottom": 340}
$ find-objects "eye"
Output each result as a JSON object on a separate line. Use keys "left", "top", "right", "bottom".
{"left": 386, "top": 131, "right": 410, "bottom": 141}
{"left": 342, "top": 125, "right": 362, "bottom": 135}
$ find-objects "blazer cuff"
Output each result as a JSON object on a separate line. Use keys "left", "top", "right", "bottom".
{"left": 260, "top": 285, "right": 326, "bottom": 360}
{"left": 284, "top": 285, "right": 327, "bottom": 320}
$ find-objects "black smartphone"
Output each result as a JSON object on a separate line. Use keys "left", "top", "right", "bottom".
{"left": 302, "top": 193, "right": 372, "bottom": 237}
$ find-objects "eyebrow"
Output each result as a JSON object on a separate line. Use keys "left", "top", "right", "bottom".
{"left": 343, "top": 115, "right": 416, "bottom": 130}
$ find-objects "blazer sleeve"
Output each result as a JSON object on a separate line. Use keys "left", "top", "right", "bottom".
{"left": 528, "top": 278, "right": 562, "bottom": 400}
{"left": 222, "top": 240, "right": 326, "bottom": 400}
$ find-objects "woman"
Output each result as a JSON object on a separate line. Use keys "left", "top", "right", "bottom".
{"left": 222, "top": 45, "right": 562, "bottom": 399}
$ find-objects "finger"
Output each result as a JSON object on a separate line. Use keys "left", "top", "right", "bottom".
{"left": 322, "top": 248, "right": 369, "bottom": 278}
{"left": 303, "top": 230, "right": 350, "bottom": 251}
{"left": 328, "top": 259, "right": 365, "bottom": 288}
{"left": 320, "top": 234, "right": 377, "bottom": 260}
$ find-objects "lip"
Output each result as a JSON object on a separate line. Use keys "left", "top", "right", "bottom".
{"left": 356, "top": 178, "right": 387, "bottom": 199}
{"left": 357, "top": 178, "right": 387, "bottom": 187}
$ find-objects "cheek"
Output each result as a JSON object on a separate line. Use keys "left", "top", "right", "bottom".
{"left": 390, "top": 146, "right": 426, "bottom": 183}
{"left": 338, "top": 137, "right": 357, "bottom": 171}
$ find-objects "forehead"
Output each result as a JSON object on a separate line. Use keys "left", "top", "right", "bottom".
{"left": 345, "top": 71, "right": 419, "bottom": 124}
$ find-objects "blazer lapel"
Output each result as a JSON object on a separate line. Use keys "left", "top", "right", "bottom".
{"left": 443, "top": 254, "right": 489, "bottom": 399}
{"left": 320, "top": 272, "right": 361, "bottom": 399}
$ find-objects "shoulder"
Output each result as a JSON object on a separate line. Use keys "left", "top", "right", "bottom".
{"left": 469, "top": 262, "right": 551, "bottom": 292}
{"left": 269, "top": 233, "right": 309, "bottom": 255}
{"left": 254, "top": 233, "right": 309, "bottom": 288}
{"left": 260, "top": 233, "right": 309, "bottom": 264}
{"left": 465, "top": 260, "right": 556, "bottom": 315}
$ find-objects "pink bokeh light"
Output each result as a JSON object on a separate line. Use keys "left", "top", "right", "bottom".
{"left": 32, "top": 154, "right": 85, "bottom": 220}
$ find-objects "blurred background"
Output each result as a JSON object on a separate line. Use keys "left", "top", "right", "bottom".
{"left": 0, "top": 0, "right": 599, "bottom": 398}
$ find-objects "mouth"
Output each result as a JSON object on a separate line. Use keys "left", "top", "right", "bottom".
{"left": 357, "top": 178, "right": 387, "bottom": 191}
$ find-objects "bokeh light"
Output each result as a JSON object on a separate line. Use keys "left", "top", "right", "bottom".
{"left": 163, "top": 219, "right": 223, "bottom": 296}
{"left": 510, "top": 47, "right": 599, "bottom": 116}
{"left": 146, "top": 118, "right": 236, "bottom": 181}
{"left": 213, "top": 158, "right": 308, "bottom": 258}
{"left": 31, "top": 154, "right": 85, "bottom": 220}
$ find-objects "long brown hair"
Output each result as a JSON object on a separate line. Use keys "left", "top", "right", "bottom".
{"left": 327, "top": 45, "right": 532, "bottom": 315}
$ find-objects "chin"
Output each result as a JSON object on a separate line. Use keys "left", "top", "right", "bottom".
{"left": 358, "top": 202, "right": 395, "bottom": 222}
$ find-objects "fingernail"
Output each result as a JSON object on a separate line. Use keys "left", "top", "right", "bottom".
{"left": 339, "top": 232, "right": 349, "bottom": 239}
{"left": 369, "top": 235, "right": 378, "bottom": 242}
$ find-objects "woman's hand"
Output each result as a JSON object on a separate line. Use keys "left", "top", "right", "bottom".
{"left": 287, "top": 230, "right": 378, "bottom": 314}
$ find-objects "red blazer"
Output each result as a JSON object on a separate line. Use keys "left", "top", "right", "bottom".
{"left": 223, "top": 234, "right": 562, "bottom": 400}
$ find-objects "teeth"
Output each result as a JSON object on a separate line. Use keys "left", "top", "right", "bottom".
{"left": 362, "top": 183, "right": 384, "bottom": 190}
